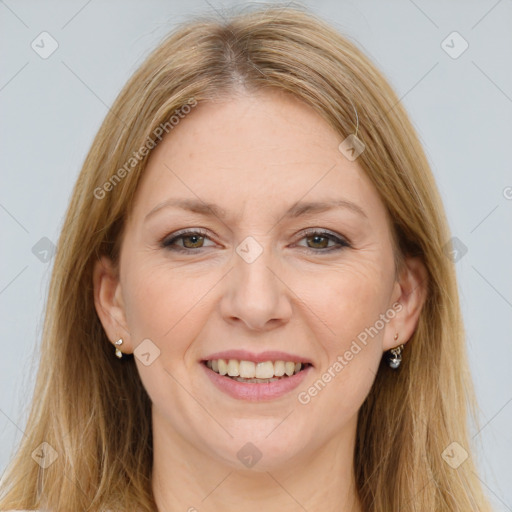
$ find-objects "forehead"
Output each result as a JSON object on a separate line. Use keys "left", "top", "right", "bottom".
{"left": 130, "top": 90, "right": 387, "bottom": 225}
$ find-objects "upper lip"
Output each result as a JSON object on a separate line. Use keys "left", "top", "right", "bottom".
{"left": 202, "top": 349, "right": 313, "bottom": 366}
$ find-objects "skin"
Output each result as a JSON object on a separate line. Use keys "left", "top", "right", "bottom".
{"left": 94, "top": 89, "right": 427, "bottom": 512}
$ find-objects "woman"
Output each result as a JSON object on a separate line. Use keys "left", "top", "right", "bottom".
{"left": 0, "top": 5, "right": 492, "bottom": 511}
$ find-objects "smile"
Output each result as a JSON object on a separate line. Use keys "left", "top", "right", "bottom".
{"left": 204, "top": 358, "right": 310, "bottom": 382}
{"left": 201, "top": 358, "right": 313, "bottom": 401}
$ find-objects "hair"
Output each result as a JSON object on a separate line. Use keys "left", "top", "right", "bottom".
{"left": 0, "top": 4, "right": 491, "bottom": 511}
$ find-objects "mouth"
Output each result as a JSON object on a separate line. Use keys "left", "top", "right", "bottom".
{"left": 200, "top": 350, "right": 314, "bottom": 401}
{"left": 202, "top": 358, "right": 313, "bottom": 383}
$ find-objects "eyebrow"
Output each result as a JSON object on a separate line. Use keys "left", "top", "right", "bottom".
{"left": 144, "top": 197, "right": 368, "bottom": 222}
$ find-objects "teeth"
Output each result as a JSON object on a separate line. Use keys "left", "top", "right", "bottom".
{"left": 274, "top": 360, "right": 285, "bottom": 376}
{"left": 285, "top": 361, "right": 295, "bottom": 376}
{"left": 227, "top": 359, "right": 239, "bottom": 377}
{"left": 205, "top": 358, "right": 307, "bottom": 378}
{"left": 234, "top": 377, "right": 280, "bottom": 383}
{"left": 239, "top": 360, "right": 256, "bottom": 378}
{"left": 218, "top": 359, "right": 228, "bottom": 375}
{"left": 255, "top": 361, "right": 274, "bottom": 379}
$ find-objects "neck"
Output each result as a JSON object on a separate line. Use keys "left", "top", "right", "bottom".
{"left": 151, "top": 409, "right": 363, "bottom": 512}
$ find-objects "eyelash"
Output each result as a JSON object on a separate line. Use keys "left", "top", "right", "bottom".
{"left": 160, "top": 228, "right": 351, "bottom": 254}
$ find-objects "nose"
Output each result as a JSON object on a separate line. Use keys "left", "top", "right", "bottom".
{"left": 219, "top": 238, "right": 293, "bottom": 332}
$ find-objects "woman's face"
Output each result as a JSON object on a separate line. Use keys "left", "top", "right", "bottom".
{"left": 96, "top": 90, "right": 424, "bottom": 471}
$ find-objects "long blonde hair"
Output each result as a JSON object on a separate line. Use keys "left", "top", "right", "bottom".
{"left": 0, "top": 4, "right": 491, "bottom": 511}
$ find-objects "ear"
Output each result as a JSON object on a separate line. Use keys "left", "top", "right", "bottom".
{"left": 92, "top": 255, "right": 133, "bottom": 354}
{"left": 383, "top": 256, "right": 428, "bottom": 351}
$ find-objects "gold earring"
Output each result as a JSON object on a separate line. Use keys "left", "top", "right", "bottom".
{"left": 114, "top": 338, "right": 123, "bottom": 359}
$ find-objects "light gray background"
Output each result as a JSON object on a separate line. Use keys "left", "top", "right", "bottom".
{"left": 1, "top": 0, "right": 511, "bottom": 509}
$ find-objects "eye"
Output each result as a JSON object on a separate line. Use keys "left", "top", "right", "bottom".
{"left": 161, "top": 228, "right": 351, "bottom": 254}
{"left": 295, "top": 229, "right": 351, "bottom": 253}
{"left": 161, "top": 229, "right": 215, "bottom": 252}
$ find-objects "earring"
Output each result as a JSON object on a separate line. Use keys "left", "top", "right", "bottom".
{"left": 387, "top": 333, "right": 404, "bottom": 369}
{"left": 114, "top": 338, "right": 123, "bottom": 359}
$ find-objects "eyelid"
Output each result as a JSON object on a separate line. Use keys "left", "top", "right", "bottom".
{"left": 160, "top": 228, "right": 214, "bottom": 248}
{"left": 161, "top": 227, "right": 352, "bottom": 254}
{"left": 295, "top": 227, "right": 352, "bottom": 247}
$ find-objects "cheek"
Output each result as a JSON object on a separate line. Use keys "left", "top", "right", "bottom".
{"left": 122, "top": 260, "right": 218, "bottom": 358}
{"left": 121, "top": 262, "right": 220, "bottom": 420}
{"left": 292, "top": 261, "right": 393, "bottom": 413}
{"left": 296, "top": 259, "right": 393, "bottom": 350}
{"left": 294, "top": 326, "right": 378, "bottom": 436}
{"left": 301, "top": 254, "right": 395, "bottom": 410}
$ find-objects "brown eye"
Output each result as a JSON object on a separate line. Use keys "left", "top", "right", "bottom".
{"left": 181, "top": 234, "right": 205, "bottom": 248}
{"left": 296, "top": 230, "right": 351, "bottom": 253}
{"left": 161, "top": 229, "right": 214, "bottom": 252}
{"left": 306, "top": 234, "right": 330, "bottom": 249}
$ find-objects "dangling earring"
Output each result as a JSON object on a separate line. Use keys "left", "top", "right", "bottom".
{"left": 387, "top": 333, "right": 404, "bottom": 369}
{"left": 114, "top": 338, "right": 123, "bottom": 359}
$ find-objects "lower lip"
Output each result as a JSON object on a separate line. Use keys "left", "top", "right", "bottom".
{"left": 201, "top": 362, "right": 312, "bottom": 402}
